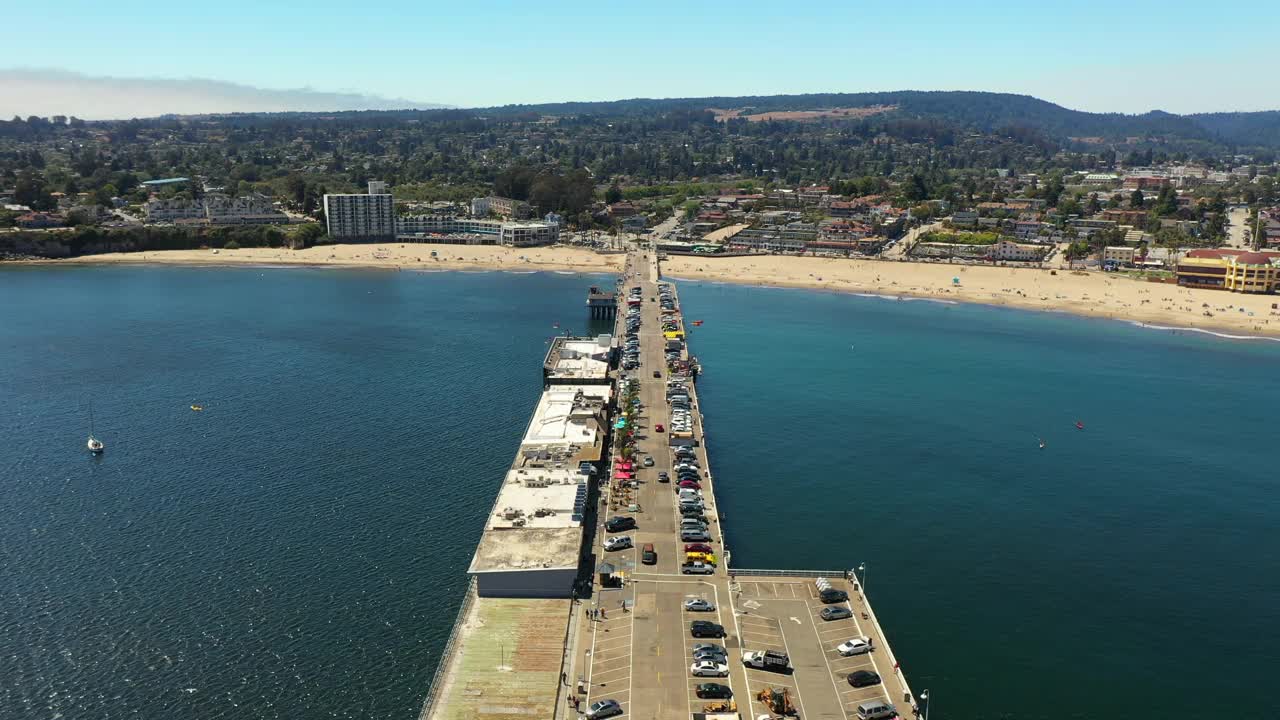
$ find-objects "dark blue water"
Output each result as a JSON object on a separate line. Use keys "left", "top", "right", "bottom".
{"left": 4, "top": 267, "right": 1278, "bottom": 720}
{"left": 682, "top": 281, "right": 1280, "bottom": 720}
{"left": 0, "top": 265, "right": 613, "bottom": 720}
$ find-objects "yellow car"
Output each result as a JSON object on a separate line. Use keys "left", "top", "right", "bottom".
{"left": 686, "top": 551, "right": 717, "bottom": 565}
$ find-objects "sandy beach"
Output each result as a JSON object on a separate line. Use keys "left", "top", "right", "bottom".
{"left": 49, "top": 243, "right": 626, "bottom": 275}
{"left": 663, "top": 254, "right": 1280, "bottom": 338}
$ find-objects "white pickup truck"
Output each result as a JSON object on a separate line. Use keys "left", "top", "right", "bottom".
{"left": 741, "top": 649, "right": 793, "bottom": 673}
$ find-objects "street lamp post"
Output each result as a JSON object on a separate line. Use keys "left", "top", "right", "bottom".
{"left": 857, "top": 562, "right": 867, "bottom": 591}
{"left": 920, "top": 689, "right": 931, "bottom": 720}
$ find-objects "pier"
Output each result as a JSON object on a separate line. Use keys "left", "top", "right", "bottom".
{"left": 423, "top": 247, "right": 918, "bottom": 720}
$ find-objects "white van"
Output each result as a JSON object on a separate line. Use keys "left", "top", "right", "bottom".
{"left": 855, "top": 700, "right": 896, "bottom": 720}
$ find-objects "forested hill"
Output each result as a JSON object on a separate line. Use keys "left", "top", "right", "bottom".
{"left": 479, "top": 91, "right": 1276, "bottom": 147}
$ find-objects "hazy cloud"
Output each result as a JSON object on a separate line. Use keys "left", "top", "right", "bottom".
{"left": 0, "top": 68, "right": 447, "bottom": 120}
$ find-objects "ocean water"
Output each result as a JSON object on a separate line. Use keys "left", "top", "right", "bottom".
{"left": 3, "top": 266, "right": 1277, "bottom": 720}
{"left": 0, "top": 265, "right": 613, "bottom": 720}
{"left": 680, "top": 281, "right": 1280, "bottom": 720}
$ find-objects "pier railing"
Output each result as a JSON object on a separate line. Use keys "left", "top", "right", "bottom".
{"left": 417, "top": 576, "right": 477, "bottom": 720}
{"left": 728, "top": 568, "right": 853, "bottom": 579}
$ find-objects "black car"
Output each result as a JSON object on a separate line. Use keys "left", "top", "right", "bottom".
{"left": 605, "top": 516, "right": 636, "bottom": 533}
{"left": 819, "top": 588, "right": 849, "bottom": 604}
{"left": 690, "top": 621, "right": 725, "bottom": 638}
{"left": 653, "top": 370, "right": 661, "bottom": 378}
{"left": 695, "top": 682, "right": 732, "bottom": 699}
{"left": 658, "top": 471, "right": 670, "bottom": 483}
{"left": 848, "top": 670, "right": 882, "bottom": 688}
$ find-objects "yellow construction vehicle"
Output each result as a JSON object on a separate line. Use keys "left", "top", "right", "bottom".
{"left": 756, "top": 686, "right": 795, "bottom": 715}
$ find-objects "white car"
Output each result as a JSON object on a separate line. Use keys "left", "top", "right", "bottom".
{"left": 690, "top": 660, "right": 729, "bottom": 677}
{"left": 837, "top": 637, "right": 872, "bottom": 656}
{"left": 684, "top": 598, "right": 716, "bottom": 612}
{"left": 603, "top": 536, "right": 633, "bottom": 552}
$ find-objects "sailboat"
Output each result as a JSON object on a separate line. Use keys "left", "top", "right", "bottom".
{"left": 87, "top": 403, "right": 105, "bottom": 454}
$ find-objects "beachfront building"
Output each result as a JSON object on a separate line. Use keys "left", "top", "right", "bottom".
{"left": 323, "top": 192, "right": 395, "bottom": 241}
{"left": 1103, "top": 246, "right": 1138, "bottom": 265}
{"left": 395, "top": 215, "right": 559, "bottom": 246}
{"left": 1176, "top": 249, "right": 1280, "bottom": 293}
{"left": 990, "top": 239, "right": 1049, "bottom": 262}
{"left": 470, "top": 195, "right": 531, "bottom": 219}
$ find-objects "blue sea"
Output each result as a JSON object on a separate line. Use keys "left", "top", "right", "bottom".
{"left": 1, "top": 265, "right": 1276, "bottom": 720}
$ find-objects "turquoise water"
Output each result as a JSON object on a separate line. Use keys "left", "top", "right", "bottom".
{"left": 0, "top": 265, "right": 613, "bottom": 720}
{"left": 3, "top": 266, "right": 1277, "bottom": 720}
{"left": 680, "top": 281, "right": 1280, "bottom": 720}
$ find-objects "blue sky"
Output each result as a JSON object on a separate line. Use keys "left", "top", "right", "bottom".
{"left": 2, "top": 0, "right": 1276, "bottom": 116}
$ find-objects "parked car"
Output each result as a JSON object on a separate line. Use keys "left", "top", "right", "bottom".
{"left": 848, "top": 670, "right": 882, "bottom": 688}
{"left": 603, "top": 535, "right": 632, "bottom": 552}
{"left": 686, "top": 551, "right": 716, "bottom": 564}
{"left": 693, "top": 647, "right": 727, "bottom": 662}
{"left": 692, "top": 642, "right": 724, "bottom": 655}
{"left": 820, "top": 606, "right": 853, "bottom": 621}
{"left": 605, "top": 516, "right": 636, "bottom": 533}
{"left": 690, "top": 620, "right": 725, "bottom": 638}
{"left": 682, "top": 562, "right": 715, "bottom": 575}
{"left": 837, "top": 638, "right": 872, "bottom": 656}
{"left": 683, "top": 598, "right": 715, "bottom": 612}
{"left": 641, "top": 543, "right": 657, "bottom": 565}
{"left": 819, "top": 588, "right": 849, "bottom": 604}
{"left": 684, "top": 543, "right": 713, "bottom": 553}
{"left": 695, "top": 682, "right": 732, "bottom": 699}
{"left": 690, "top": 660, "right": 729, "bottom": 677}
{"left": 584, "top": 698, "right": 623, "bottom": 719}
{"left": 681, "top": 529, "right": 711, "bottom": 542}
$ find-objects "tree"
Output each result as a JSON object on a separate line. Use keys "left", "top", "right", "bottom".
{"left": 1153, "top": 185, "right": 1178, "bottom": 216}
{"left": 605, "top": 183, "right": 623, "bottom": 204}
{"left": 13, "top": 170, "right": 54, "bottom": 210}
{"left": 285, "top": 175, "right": 307, "bottom": 207}
{"left": 1130, "top": 189, "right": 1145, "bottom": 208}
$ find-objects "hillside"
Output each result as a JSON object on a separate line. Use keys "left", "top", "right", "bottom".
{"left": 478, "top": 91, "right": 1275, "bottom": 149}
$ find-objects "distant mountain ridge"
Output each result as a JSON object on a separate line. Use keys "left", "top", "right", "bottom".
{"left": 475, "top": 91, "right": 1279, "bottom": 148}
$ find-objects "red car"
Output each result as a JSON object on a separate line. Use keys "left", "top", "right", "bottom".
{"left": 655, "top": 423, "right": 665, "bottom": 433}
{"left": 677, "top": 481, "right": 701, "bottom": 490}
{"left": 684, "top": 543, "right": 713, "bottom": 553}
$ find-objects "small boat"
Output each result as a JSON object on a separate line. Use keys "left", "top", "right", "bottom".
{"left": 1075, "top": 421, "right": 1085, "bottom": 430}
{"left": 1038, "top": 438, "right": 1046, "bottom": 449}
{"left": 692, "top": 320, "right": 704, "bottom": 326}
{"left": 87, "top": 403, "right": 104, "bottom": 454}
{"left": 191, "top": 404, "right": 204, "bottom": 412}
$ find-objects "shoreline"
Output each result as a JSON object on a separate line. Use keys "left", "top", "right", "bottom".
{"left": 661, "top": 254, "right": 1280, "bottom": 340}
{"left": 11, "top": 245, "right": 1280, "bottom": 339}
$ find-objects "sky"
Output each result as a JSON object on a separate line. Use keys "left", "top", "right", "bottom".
{"left": 1, "top": 0, "right": 1277, "bottom": 119}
